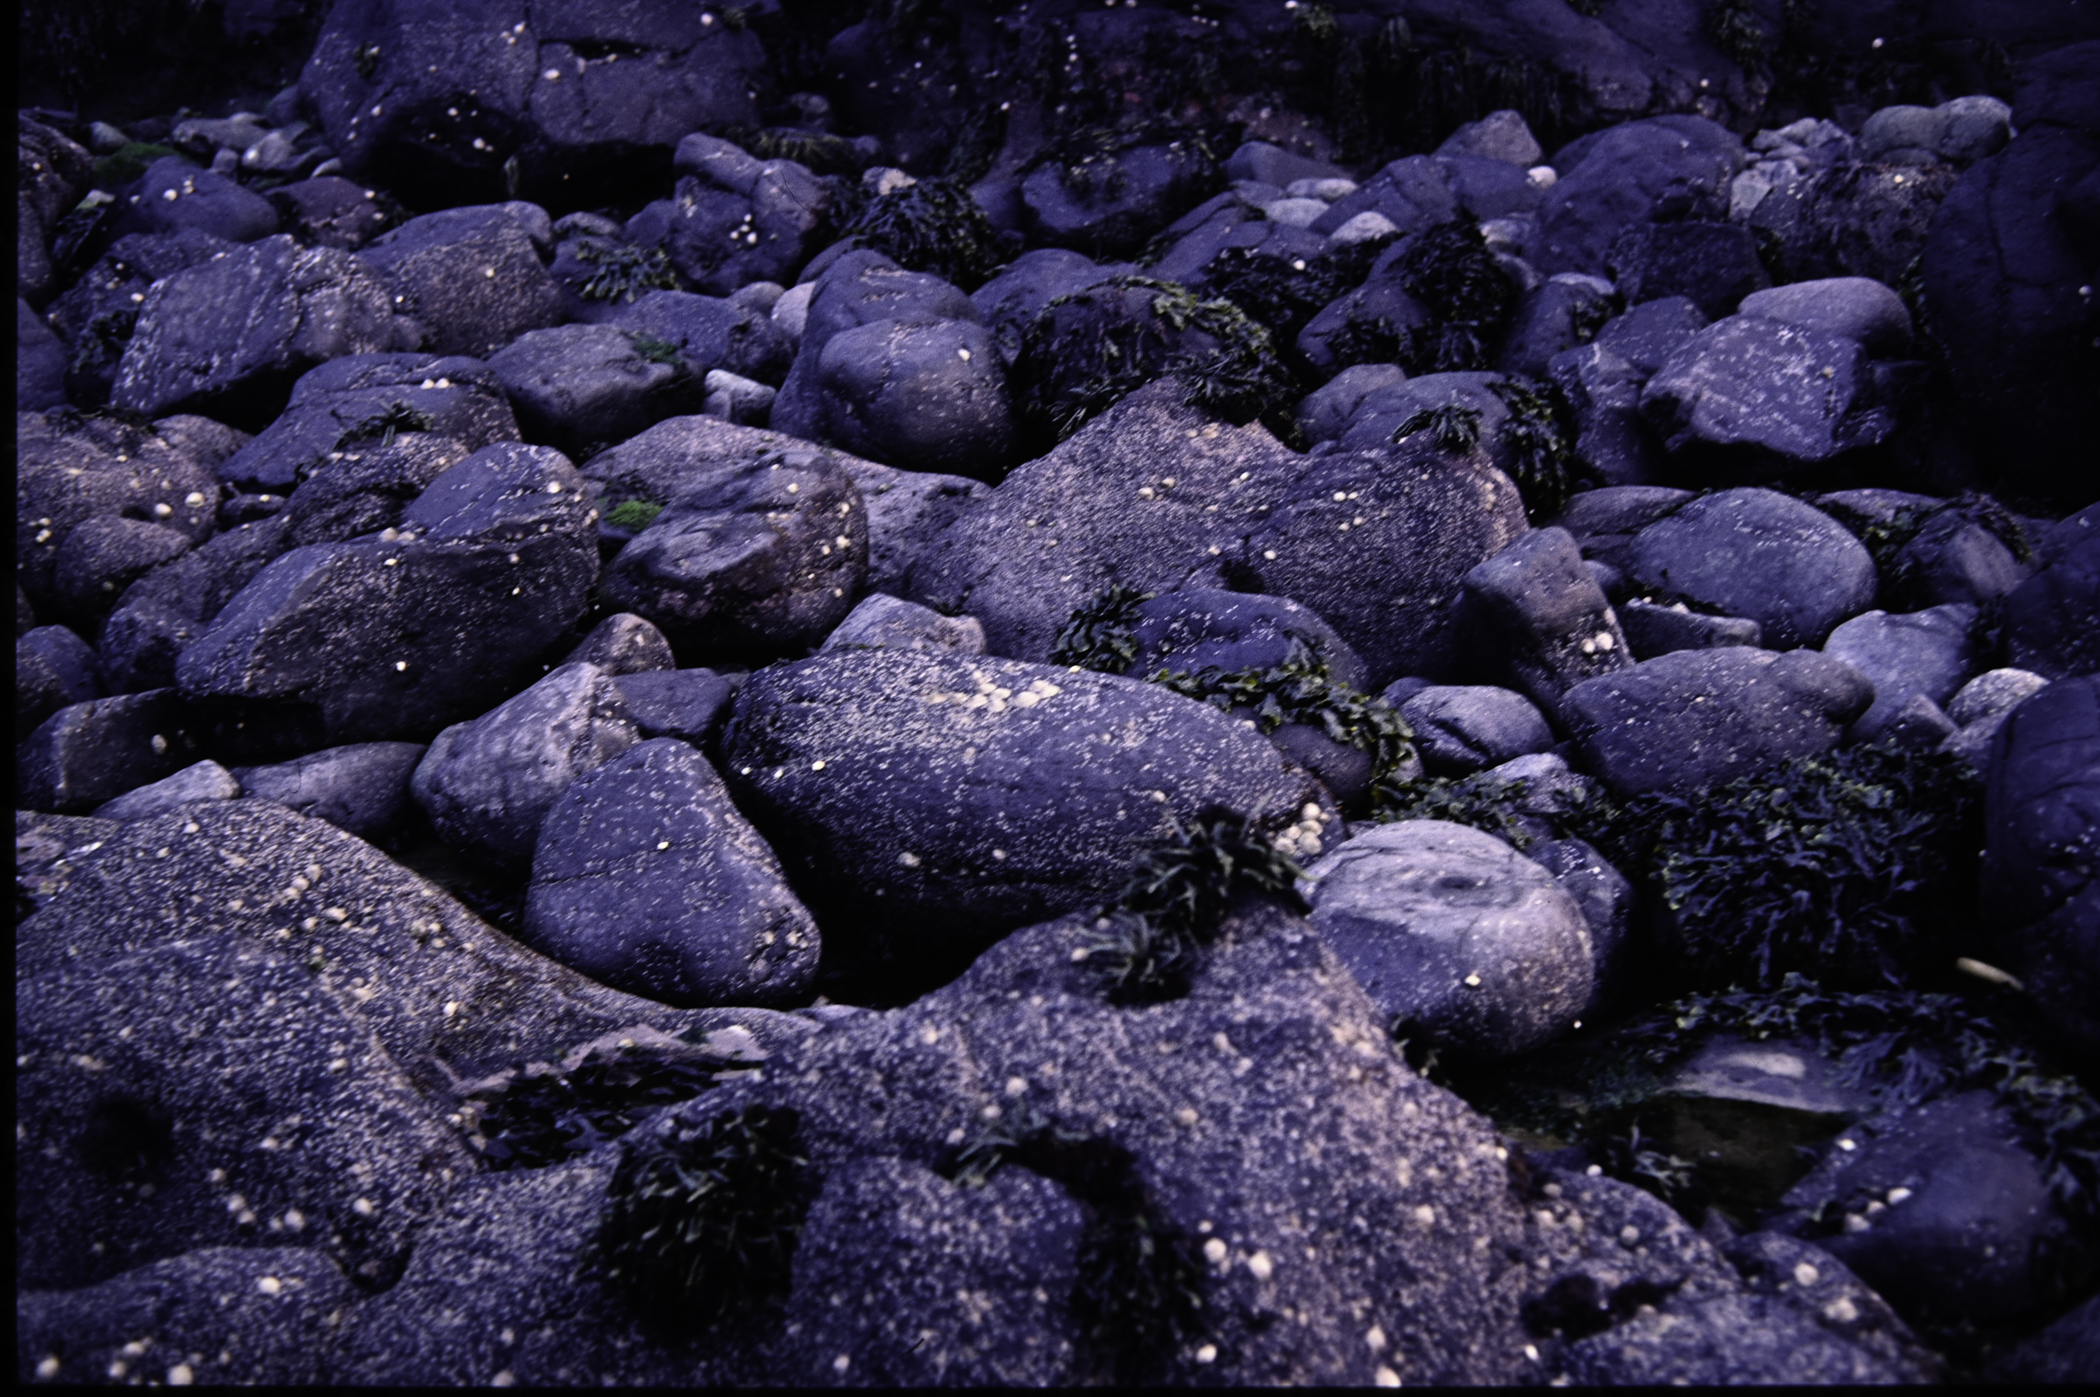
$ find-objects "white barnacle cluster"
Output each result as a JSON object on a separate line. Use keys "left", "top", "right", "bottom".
{"left": 922, "top": 673, "right": 1062, "bottom": 714}
{"left": 1271, "top": 802, "right": 1329, "bottom": 861}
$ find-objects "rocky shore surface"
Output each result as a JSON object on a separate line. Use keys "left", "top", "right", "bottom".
{"left": 16, "top": 1, "right": 2100, "bottom": 1386}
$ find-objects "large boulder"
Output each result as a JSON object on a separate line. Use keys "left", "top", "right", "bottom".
{"left": 107, "top": 156, "right": 279, "bottom": 245}
{"left": 1531, "top": 117, "right": 1745, "bottom": 278}
{"left": 1821, "top": 605, "right": 1979, "bottom": 744}
{"left": 635, "top": 134, "right": 831, "bottom": 296}
{"left": 2001, "top": 532, "right": 2100, "bottom": 682}
{"left": 97, "top": 516, "right": 297, "bottom": 694}
{"left": 718, "top": 649, "right": 1326, "bottom": 992}
{"left": 301, "top": 0, "right": 764, "bottom": 209}
{"left": 487, "top": 323, "right": 708, "bottom": 455}
{"left": 356, "top": 204, "right": 565, "bottom": 358}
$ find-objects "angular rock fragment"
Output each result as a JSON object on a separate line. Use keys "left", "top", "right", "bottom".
{"left": 1460, "top": 526, "right": 1632, "bottom": 713}
{"left": 1639, "top": 316, "right": 1896, "bottom": 470}
{"left": 357, "top": 204, "right": 565, "bottom": 358}
{"left": 233, "top": 741, "right": 426, "bottom": 839}
{"left": 16, "top": 688, "right": 205, "bottom": 813}
{"left": 91, "top": 758, "right": 242, "bottom": 821}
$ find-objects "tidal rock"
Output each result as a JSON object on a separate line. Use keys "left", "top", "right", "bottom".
{"left": 1627, "top": 488, "right": 1877, "bottom": 650}
{"left": 487, "top": 323, "right": 707, "bottom": 455}
{"left": 16, "top": 688, "right": 205, "bottom": 814}
{"left": 91, "top": 759, "right": 242, "bottom": 821}
{"left": 1460, "top": 527, "right": 1633, "bottom": 713}
{"left": 232, "top": 741, "right": 427, "bottom": 840}
{"left": 16, "top": 624, "right": 103, "bottom": 739}
{"left": 1399, "top": 685, "right": 1557, "bottom": 777}
{"left": 1639, "top": 316, "right": 1895, "bottom": 471}
{"left": 820, "top": 592, "right": 985, "bottom": 655}
{"left": 357, "top": 204, "right": 565, "bottom": 358}
{"left": 1821, "top": 605, "right": 1978, "bottom": 743}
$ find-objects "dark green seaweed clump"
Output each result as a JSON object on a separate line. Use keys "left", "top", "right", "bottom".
{"left": 465, "top": 1047, "right": 720, "bottom": 1171}
{"left": 1371, "top": 770, "right": 1591, "bottom": 851}
{"left": 1489, "top": 374, "right": 1582, "bottom": 523}
{"left": 1149, "top": 639, "right": 1417, "bottom": 784}
{"left": 839, "top": 174, "right": 1011, "bottom": 290}
{"left": 1048, "top": 584, "right": 1155, "bottom": 673}
{"left": 624, "top": 331, "right": 685, "bottom": 367}
{"left": 1391, "top": 401, "right": 1483, "bottom": 455}
{"left": 1591, "top": 743, "right": 1981, "bottom": 989}
{"left": 573, "top": 240, "right": 681, "bottom": 304}
{"left": 601, "top": 498, "right": 666, "bottom": 532}
{"left": 595, "top": 1104, "right": 810, "bottom": 1327}
{"left": 1087, "top": 809, "right": 1307, "bottom": 1005}
{"left": 1390, "top": 220, "right": 1518, "bottom": 374}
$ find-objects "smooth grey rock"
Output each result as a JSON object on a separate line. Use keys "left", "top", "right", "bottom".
{"left": 813, "top": 316, "right": 1016, "bottom": 477}
{"left": 1617, "top": 597, "right": 1764, "bottom": 658}
{"left": 487, "top": 323, "right": 707, "bottom": 454}
{"left": 1532, "top": 117, "right": 1746, "bottom": 278}
{"left": 91, "top": 759, "right": 242, "bottom": 821}
{"left": 1399, "top": 685, "right": 1556, "bottom": 777}
{"left": 1640, "top": 315, "right": 1896, "bottom": 468}
{"left": 1737, "top": 277, "right": 1913, "bottom": 357}
{"left": 112, "top": 156, "right": 279, "bottom": 243}
{"left": 1528, "top": 836, "right": 1634, "bottom": 1013}
{"left": 1948, "top": 667, "right": 2049, "bottom": 728}
{"left": 1436, "top": 109, "right": 1543, "bottom": 167}
{"left": 1297, "top": 363, "right": 1409, "bottom": 446}
{"left": 1303, "top": 820, "right": 1592, "bottom": 1060}
{"left": 522, "top": 738, "right": 820, "bottom": 1007}
{"left": 607, "top": 668, "right": 739, "bottom": 747}
{"left": 703, "top": 368, "right": 774, "bottom": 424}
{"left": 412, "top": 662, "right": 641, "bottom": 873}
{"left": 1822, "top": 604, "right": 1978, "bottom": 742}
{"left": 1891, "top": 506, "right": 2031, "bottom": 609}
{"left": 562, "top": 611, "right": 674, "bottom": 675}
{"left": 1459, "top": 527, "right": 1632, "bottom": 714}
{"left": 16, "top": 624, "right": 103, "bottom": 739}
{"left": 266, "top": 174, "right": 392, "bottom": 250}
{"left": 647, "top": 134, "right": 829, "bottom": 295}
{"left": 232, "top": 741, "right": 426, "bottom": 839}
{"left": 357, "top": 205, "right": 566, "bottom": 358}
{"left": 1628, "top": 488, "right": 1877, "bottom": 650}
{"left": 15, "top": 688, "right": 204, "bottom": 813}
{"left": 821, "top": 592, "right": 985, "bottom": 654}
{"left": 1562, "top": 647, "right": 1875, "bottom": 797}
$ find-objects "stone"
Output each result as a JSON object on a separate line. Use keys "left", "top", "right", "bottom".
{"left": 601, "top": 443, "right": 865, "bottom": 665}
{"left": 1737, "top": 276, "right": 1913, "bottom": 358}
{"left": 1224, "top": 140, "right": 1349, "bottom": 188}
{"left": 1983, "top": 674, "right": 2100, "bottom": 937}
{"left": 266, "top": 174, "right": 392, "bottom": 250}
{"left": 609, "top": 668, "right": 739, "bottom": 747}
{"left": 16, "top": 624, "right": 103, "bottom": 739}
{"left": 1562, "top": 647, "right": 1875, "bottom": 797}
{"left": 111, "top": 156, "right": 279, "bottom": 244}
{"left": 278, "top": 433, "right": 473, "bottom": 548}
{"left": 91, "top": 759, "right": 242, "bottom": 821}
{"left": 810, "top": 316, "right": 1017, "bottom": 478}
{"left": 1639, "top": 315, "right": 1896, "bottom": 471}
{"left": 50, "top": 516, "right": 197, "bottom": 635}
{"left": 176, "top": 443, "right": 599, "bottom": 745}
{"left": 1459, "top": 527, "right": 1633, "bottom": 714}
{"left": 487, "top": 323, "right": 707, "bottom": 455}
{"left": 642, "top": 134, "right": 829, "bottom": 296}
{"left": 412, "top": 661, "right": 641, "bottom": 874}
{"left": 1531, "top": 117, "right": 1745, "bottom": 278}
{"left": 1527, "top": 837, "right": 1635, "bottom": 1014}
{"left": 18, "top": 116, "right": 94, "bottom": 304}
{"left": 1627, "top": 489, "right": 1878, "bottom": 650}
{"left": 1124, "top": 588, "right": 1368, "bottom": 691}
{"left": 1398, "top": 685, "right": 1557, "bottom": 777}
{"left": 1984, "top": 1291, "right": 2100, "bottom": 1384}
{"left": 563, "top": 612, "right": 674, "bottom": 676}
{"left": 1616, "top": 597, "right": 1763, "bottom": 658}
{"left": 1592, "top": 294, "right": 1707, "bottom": 376}
{"left": 820, "top": 592, "right": 985, "bottom": 655}
{"left": 1947, "top": 667, "right": 2049, "bottom": 728}
{"left": 718, "top": 649, "right": 1325, "bottom": 995}
{"left": 1749, "top": 158, "right": 1958, "bottom": 289}
{"left": 1020, "top": 140, "right": 1218, "bottom": 259}
{"left": 1544, "top": 342, "right": 1660, "bottom": 486}
{"left": 1497, "top": 273, "right": 1618, "bottom": 380}
{"left": 1437, "top": 110, "right": 1544, "bottom": 167}
{"left": 1297, "top": 363, "right": 1410, "bottom": 447}
{"left": 1821, "top": 605, "right": 1978, "bottom": 743}
{"left": 768, "top": 251, "right": 977, "bottom": 443}
{"left": 521, "top": 738, "right": 821, "bottom": 1007}
{"left": 215, "top": 352, "right": 520, "bottom": 493}
{"left": 1605, "top": 220, "right": 1770, "bottom": 320}
{"left": 1302, "top": 820, "right": 1593, "bottom": 1060}
{"left": 15, "top": 688, "right": 205, "bottom": 814}
{"left": 357, "top": 204, "right": 565, "bottom": 358}
{"left": 2001, "top": 533, "right": 2100, "bottom": 681}
{"left": 610, "top": 290, "right": 790, "bottom": 385}
{"left": 96, "top": 516, "right": 295, "bottom": 695}
{"left": 16, "top": 297, "right": 67, "bottom": 411}
{"left": 232, "top": 741, "right": 427, "bottom": 840}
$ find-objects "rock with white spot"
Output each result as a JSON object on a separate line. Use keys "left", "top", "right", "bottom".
{"left": 1459, "top": 527, "right": 1633, "bottom": 715}
{"left": 1638, "top": 315, "right": 1896, "bottom": 472}
{"left": 562, "top": 611, "right": 675, "bottom": 675}
{"left": 522, "top": 738, "right": 819, "bottom": 1006}
{"left": 356, "top": 205, "right": 565, "bottom": 359}
{"left": 1302, "top": 820, "right": 1593, "bottom": 1059}
{"left": 630, "top": 133, "right": 829, "bottom": 297}
{"left": 1821, "top": 604, "right": 1979, "bottom": 743}
{"left": 487, "top": 324, "right": 709, "bottom": 455}
{"left": 16, "top": 688, "right": 204, "bottom": 813}
{"left": 92, "top": 759, "right": 242, "bottom": 822}
{"left": 109, "top": 156, "right": 279, "bottom": 244}
{"left": 1398, "top": 685, "right": 1556, "bottom": 777}
{"left": 808, "top": 316, "right": 1018, "bottom": 479}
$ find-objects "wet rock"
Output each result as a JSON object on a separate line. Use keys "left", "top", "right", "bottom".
{"left": 412, "top": 661, "right": 641, "bottom": 874}
{"left": 2001, "top": 532, "right": 2100, "bottom": 681}
{"left": 610, "top": 290, "right": 791, "bottom": 385}
{"left": 279, "top": 433, "right": 473, "bottom": 547}
{"left": 357, "top": 204, "right": 565, "bottom": 359}
{"left": 640, "top": 134, "right": 829, "bottom": 296}
{"left": 1983, "top": 674, "right": 2100, "bottom": 939}
{"left": 16, "top": 624, "right": 103, "bottom": 739}
{"left": 233, "top": 741, "right": 427, "bottom": 840}
{"left": 1532, "top": 117, "right": 1745, "bottom": 278}
{"left": 1562, "top": 647, "right": 1875, "bottom": 797}
{"left": 15, "top": 688, "right": 204, "bottom": 814}
{"left": 1021, "top": 138, "right": 1218, "bottom": 259}
{"left": 51, "top": 516, "right": 197, "bottom": 635}
{"left": 522, "top": 738, "right": 820, "bottom": 1008}
{"left": 266, "top": 174, "right": 393, "bottom": 250}
{"left": 1639, "top": 315, "right": 1896, "bottom": 472}
{"left": 821, "top": 592, "right": 985, "bottom": 655}
{"left": 1399, "top": 685, "right": 1556, "bottom": 777}
{"left": 1821, "top": 604, "right": 1978, "bottom": 743}
{"left": 91, "top": 759, "right": 242, "bottom": 821}
{"left": 563, "top": 612, "right": 674, "bottom": 676}
{"left": 1606, "top": 220, "right": 1769, "bottom": 319}
{"left": 810, "top": 316, "right": 1017, "bottom": 478}
{"left": 18, "top": 116, "right": 94, "bottom": 304}
{"left": 1616, "top": 597, "right": 1764, "bottom": 658}
{"left": 96, "top": 516, "right": 294, "bottom": 695}
{"left": 1627, "top": 489, "right": 1877, "bottom": 650}
{"left": 609, "top": 668, "right": 738, "bottom": 747}
{"left": 1459, "top": 526, "right": 1632, "bottom": 713}
{"left": 1737, "top": 276, "right": 1913, "bottom": 358}
{"left": 15, "top": 297, "right": 67, "bottom": 411}
{"left": 487, "top": 323, "right": 707, "bottom": 455}
{"left": 1302, "top": 820, "right": 1593, "bottom": 1060}
{"left": 1125, "top": 588, "right": 1367, "bottom": 690}
{"left": 719, "top": 649, "right": 1324, "bottom": 992}
{"left": 111, "top": 156, "right": 279, "bottom": 244}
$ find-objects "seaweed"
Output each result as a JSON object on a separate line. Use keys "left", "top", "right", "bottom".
{"left": 1388, "top": 220, "right": 1516, "bottom": 374}
{"left": 839, "top": 175, "right": 1010, "bottom": 290}
{"left": 1049, "top": 584, "right": 1154, "bottom": 673}
{"left": 1490, "top": 374, "right": 1582, "bottom": 522}
{"left": 1391, "top": 402, "right": 1483, "bottom": 455}
{"left": 941, "top": 104, "right": 1008, "bottom": 187}
{"left": 1705, "top": 0, "right": 1771, "bottom": 77}
{"left": 1373, "top": 772, "right": 1546, "bottom": 849}
{"left": 624, "top": 331, "right": 685, "bottom": 367}
{"left": 1148, "top": 639, "right": 1418, "bottom": 784}
{"left": 92, "top": 141, "right": 185, "bottom": 189}
{"left": 601, "top": 498, "right": 666, "bottom": 532}
{"left": 1085, "top": 809, "right": 1308, "bottom": 1005}
{"left": 722, "top": 125, "right": 873, "bottom": 177}
{"left": 464, "top": 1046, "right": 721, "bottom": 1171}
{"left": 1589, "top": 742, "right": 1982, "bottom": 989}
{"left": 594, "top": 1103, "right": 811, "bottom": 1328}
{"left": 573, "top": 241, "right": 681, "bottom": 304}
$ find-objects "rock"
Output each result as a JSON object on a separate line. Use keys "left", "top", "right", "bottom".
{"left": 18, "top": 116, "right": 94, "bottom": 304}
{"left": 14, "top": 810, "right": 125, "bottom": 918}
{"left": 176, "top": 443, "right": 599, "bottom": 745}
{"left": 769, "top": 250, "right": 977, "bottom": 442}
{"left": 1737, "top": 277, "right": 1912, "bottom": 358}
{"left": 703, "top": 368, "right": 776, "bottom": 425}
{"left": 1876, "top": 693, "right": 1960, "bottom": 750}
{"left": 15, "top": 409, "right": 225, "bottom": 611}
{"left": 1459, "top": 527, "right": 1633, "bottom": 714}
{"left": 16, "top": 297, "right": 68, "bottom": 410}
{"left": 16, "top": 1247, "right": 359, "bottom": 1387}
{"left": 1983, "top": 674, "right": 2100, "bottom": 938}
{"left": 1718, "top": 1231, "right": 1940, "bottom": 1381}
{"left": 638, "top": 134, "right": 830, "bottom": 296}
{"left": 303, "top": 0, "right": 764, "bottom": 209}
{"left": 1399, "top": 685, "right": 1557, "bottom": 777}
{"left": 412, "top": 661, "right": 641, "bottom": 874}
{"left": 601, "top": 442, "right": 865, "bottom": 665}
{"left": 215, "top": 352, "right": 520, "bottom": 493}
{"left": 1544, "top": 342, "right": 1659, "bottom": 486}
{"left": 15, "top": 688, "right": 204, "bottom": 813}
{"left": 1555, "top": 485, "right": 1695, "bottom": 556}
{"left": 821, "top": 592, "right": 985, "bottom": 655}
{"left": 1297, "top": 363, "right": 1410, "bottom": 447}
{"left": 1860, "top": 95, "right": 2013, "bottom": 167}
{"left": 2001, "top": 533, "right": 2100, "bottom": 681}
{"left": 1592, "top": 294, "right": 1708, "bottom": 376}
{"left": 357, "top": 205, "right": 565, "bottom": 359}
{"left": 1770, "top": 1091, "right": 2072, "bottom": 1331}
{"left": 111, "top": 156, "right": 279, "bottom": 244}
{"left": 521, "top": 738, "right": 820, "bottom": 1007}
{"left": 91, "top": 759, "right": 242, "bottom": 821}
{"left": 1327, "top": 370, "right": 1510, "bottom": 457}
{"left": 266, "top": 174, "right": 392, "bottom": 250}
{"left": 1224, "top": 140, "right": 1349, "bottom": 188}
{"left": 96, "top": 516, "right": 294, "bottom": 695}
{"left": 1021, "top": 139, "right": 1218, "bottom": 258}
{"left": 1532, "top": 117, "right": 1745, "bottom": 278}
{"left": 1497, "top": 273, "right": 1617, "bottom": 380}
{"left": 278, "top": 433, "right": 473, "bottom": 547}
{"left": 1437, "top": 110, "right": 1544, "bottom": 168}
{"left": 16, "top": 624, "right": 103, "bottom": 739}
{"left": 1616, "top": 597, "right": 1764, "bottom": 658}
{"left": 1627, "top": 489, "right": 1878, "bottom": 650}
{"left": 1821, "top": 605, "right": 1978, "bottom": 743}
{"left": 1563, "top": 647, "right": 1876, "bottom": 797}
{"left": 1639, "top": 315, "right": 1896, "bottom": 472}
{"left": 610, "top": 289, "right": 791, "bottom": 385}
{"left": 1605, "top": 220, "right": 1770, "bottom": 320}
{"left": 232, "top": 741, "right": 427, "bottom": 840}
{"left": 1921, "top": 43, "right": 2100, "bottom": 502}
{"left": 487, "top": 323, "right": 707, "bottom": 455}
{"left": 1749, "top": 159, "right": 1959, "bottom": 289}
{"left": 833, "top": 459, "right": 988, "bottom": 596}
{"left": 1308, "top": 155, "right": 1460, "bottom": 240}
{"left": 51, "top": 516, "right": 197, "bottom": 635}
{"left": 1302, "top": 820, "right": 1593, "bottom": 1060}
{"left": 608, "top": 668, "right": 738, "bottom": 747}
{"left": 810, "top": 316, "right": 1017, "bottom": 478}
{"left": 1124, "top": 588, "right": 1368, "bottom": 691}
{"left": 718, "top": 649, "right": 1325, "bottom": 993}
{"left": 563, "top": 612, "right": 674, "bottom": 676}
{"left": 1985, "top": 1290, "right": 2100, "bottom": 1384}
{"left": 1527, "top": 837, "right": 1635, "bottom": 1013}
